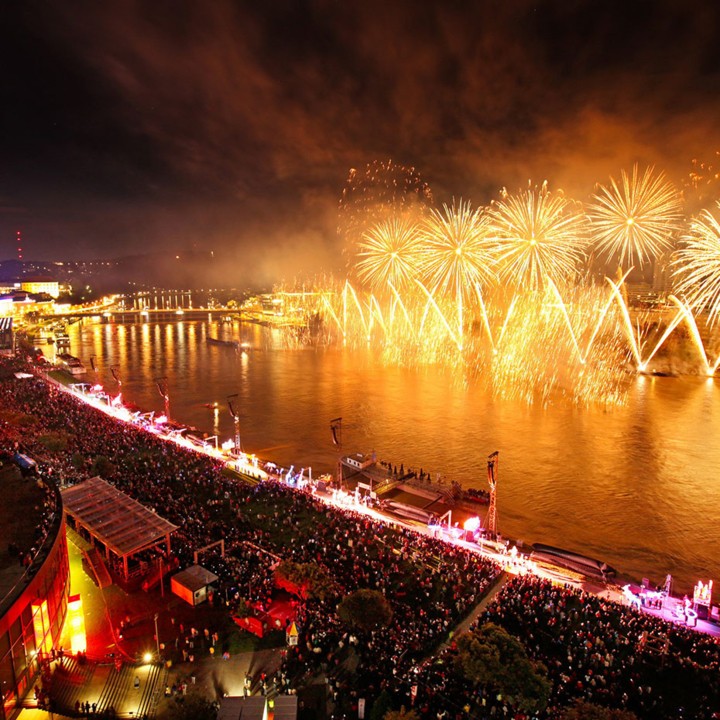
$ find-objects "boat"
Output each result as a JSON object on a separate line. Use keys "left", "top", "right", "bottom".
{"left": 55, "top": 332, "right": 71, "bottom": 347}
{"left": 207, "top": 336, "right": 240, "bottom": 349}
{"left": 530, "top": 543, "right": 616, "bottom": 580}
{"left": 57, "top": 353, "right": 86, "bottom": 375}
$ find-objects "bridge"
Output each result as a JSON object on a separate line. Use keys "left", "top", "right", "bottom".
{"left": 51, "top": 306, "right": 241, "bottom": 322}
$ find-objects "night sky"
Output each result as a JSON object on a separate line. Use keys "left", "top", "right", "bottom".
{"left": 2, "top": 0, "right": 719, "bottom": 286}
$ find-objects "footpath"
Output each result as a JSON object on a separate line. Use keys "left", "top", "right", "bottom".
{"left": 438, "top": 571, "right": 510, "bottom": 653}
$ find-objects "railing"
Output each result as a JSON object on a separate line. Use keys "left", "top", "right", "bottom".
{"left": 0, "top": 475, "right": 64, "bottom": 617}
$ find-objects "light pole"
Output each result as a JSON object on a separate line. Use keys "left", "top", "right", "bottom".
{"left": 330, "top": 417, "right": 342, "bottom": 489}
{"left": 486, "top": 451, "right": 499, "bottom": 540}
{"left": 155, "top": 377, "right": 170, "bottom": 420}
{"left": 227, "top": 394, "right": 241, "bottom": 458}
{"left": 154, "top": 613, "right": 160, "bottom": 659}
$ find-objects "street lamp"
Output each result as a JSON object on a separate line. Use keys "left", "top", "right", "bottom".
{"left": 153, "top": 613, "right": 160, "bottom": 659}
{"left": 227, "top": 394, "right": 241, "bottom": 456}
{"left": 155, "top": 377, "right": 170, "bottom": 421}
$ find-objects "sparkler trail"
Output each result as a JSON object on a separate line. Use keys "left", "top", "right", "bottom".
{"left": 414, "top": 279, "right": 461, "bottom": 350}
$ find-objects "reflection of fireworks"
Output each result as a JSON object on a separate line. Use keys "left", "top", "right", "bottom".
{"left": 588, "top": 165, "right": 683, "bottom": 268}
{"left": 420, "top": 200, "right": 496, "bottom": 342}
{"left": 356, "top": 216, "right": 423, "bottom": 292}
{"left": 488, "top": 182, "right": 588, "bottom": 289}
{"left": 673, "top": 201, "right": 720, "bottom": 326}
{"left": 481, "top": 286, "right": 630, "bottom": 406}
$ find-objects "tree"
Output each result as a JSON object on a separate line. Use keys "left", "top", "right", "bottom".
{"left": 38, "top": 431, "right": 68, "bottom": 452}
{"left": 455, "top": 622, "right": 551, "bottom": 713}
{"left": 70, "top": 452, "right": 86, "bottom": 471}
{"left": 337, "top": 588, "right": 393, "bottom": 633}
{"left": 91, "top": 455, "right": 115, "bottom": 478}
{"left": 368, "top": 690, "right": 393, "bottom": 720}
{"left": 168, "top": 690, "right": 218, "bottom": 720}
{"left": 275, "top": 560, "right": 340, "bottom": 601}
{"left": 383, "top": 708, "right": 418, "bottom": 720}
{"left": 559, "top": 701, "right": 638, "bottom": 720}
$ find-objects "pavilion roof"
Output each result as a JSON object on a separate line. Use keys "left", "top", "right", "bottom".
{"left": 61, "top": 476, "right": 178, "bottom": 558}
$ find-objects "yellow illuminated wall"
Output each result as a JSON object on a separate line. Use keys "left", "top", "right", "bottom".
{"left": 67, "top": 595, "right": 87, "bottom": 654}
{"left": 31, "top": 600, "right": 53, "bottom": 658}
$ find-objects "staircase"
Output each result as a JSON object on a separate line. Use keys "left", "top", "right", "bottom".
{"left": 83, "top": 547, "right": 112, "bottom": 589}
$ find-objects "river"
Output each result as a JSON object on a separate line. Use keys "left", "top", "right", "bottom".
{"left": 60, "top": 317, "right": 720, "bottom": 594}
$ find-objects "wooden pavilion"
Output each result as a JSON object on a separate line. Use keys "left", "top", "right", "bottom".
{"left": 61, "top": 476, "right": 177, "bottom": 579}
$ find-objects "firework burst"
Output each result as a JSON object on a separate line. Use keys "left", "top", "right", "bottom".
{"left": 420, "top": 200, "right": 496, "bottom": 291}
{"left": 356, "top": 215, "right": 423, "bottom": 292}
{"left": 672, "top": 201, "right": 720, "bottom": 325}
{"left": 420, "top": 199, "right": 496, "bottom": 344}
{"left": 338, "top": 159, "right": 434, "bottom": 255}
{"left": 488, "top": 182, "right": 588, "bottom": 290}
{"left": 588, "top": 164, "right": 683, "bottom": 268}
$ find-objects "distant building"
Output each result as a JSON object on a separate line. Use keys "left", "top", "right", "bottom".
{"left": 0, "top": 296, "right": 14, "bottom": 317}
{"left": 20, "top": 277, "right": 59, "bottom": 299}
{"left": 0, "top": 292, "right": 54, "bottom": 319}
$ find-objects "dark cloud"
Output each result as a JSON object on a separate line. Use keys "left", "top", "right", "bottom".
{"left": 1, "top": 0, "right": 719, "bottom": 284}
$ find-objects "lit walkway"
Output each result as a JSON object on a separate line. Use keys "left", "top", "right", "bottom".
{"left": 439, "top": 572, "right": 510, "bottom": 653}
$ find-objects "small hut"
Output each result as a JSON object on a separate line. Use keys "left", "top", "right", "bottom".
{"left": 171, "top": 564, "right": 219, "bottom": 606}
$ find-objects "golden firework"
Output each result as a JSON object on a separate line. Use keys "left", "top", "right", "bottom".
{"left": 356, "top": 215, "right": 423, "bottom": 292}
{"left": 488, "top": 182, "right": 588, "bottom": 290}
{"left": 672, "top": 201, "right": 720, "bottom": 326}
{"left": 419, "top": 199, "right": 496, "bottom": 344}
{"left": 588, "top": 164, "right": 683, "bottom": 268}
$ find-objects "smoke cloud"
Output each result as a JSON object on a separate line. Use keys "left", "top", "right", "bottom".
{"left": 1, "top": 0, "right": 719, "bottom": 287}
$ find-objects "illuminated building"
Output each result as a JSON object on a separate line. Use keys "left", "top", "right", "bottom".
{"left": 0, "top": 480, "right": 70, "bottom": 719}
{"left": 19, "top": 277, "right": 59, "bottom": 300}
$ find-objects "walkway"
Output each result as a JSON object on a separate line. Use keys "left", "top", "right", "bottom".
{"left": 439, "top": 572, "right": 510, "bottom": 652}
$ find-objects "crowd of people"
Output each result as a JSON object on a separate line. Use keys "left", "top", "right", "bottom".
{"left": 2, "top": 355, "right": 720, "bottom": 719}
{"left": 1, "top": 442, "right": 62, "bottom": 576}
{"left": 407, "top": 575, "right": 720, "bottom": 719}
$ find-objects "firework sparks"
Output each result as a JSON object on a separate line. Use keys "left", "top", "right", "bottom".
{"left": 271, "top": 159, "right": 720, "bottom": 407}
{"left": 488, "top": 182, "right": 588, "bottom": 290}
{"left": 683, "top": 152, "right": 720, "bottom": 212}
{"left": 588, "top": 164, "right": 683, "bottom": 268}
{"left": 338, "top": 159, "right": 434, "bottom": 255}
{"left": 420, "top": 199, "right": 496, "bottom": 343}
{"left": 672, "top": 201, "right": 720, "bottom": 326}
{"left": 356, "top": 215, "right": 423, "bottom": 291}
